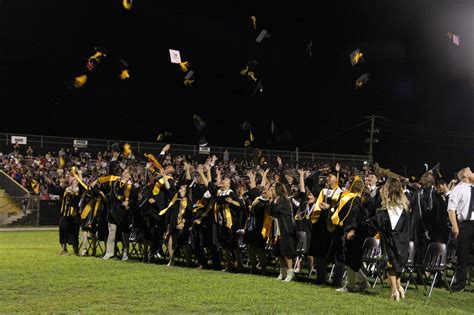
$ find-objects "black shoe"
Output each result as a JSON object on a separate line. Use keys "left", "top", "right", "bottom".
{"left": 451, "top": 285, "right": 465, "bottom": 292}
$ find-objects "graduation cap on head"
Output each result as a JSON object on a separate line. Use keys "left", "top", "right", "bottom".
{"left": 367, "top": 168, "right": 378, "bottom": 178}
{"left": 355, "top": 73, "right": 370, "bottom": 89}
{"left": 111, "top": 142, "right": 121, "bottom": 153}
{"left": 193, "top": 114, "right": 206, "bottom": 132}
{"left": 429, "top": 162, "right": 442, "bottom": 182}
{"left": 256, "top": 29, "right": 271, "bottom": 43}
{"left": 350, "top": 49, "right": 364, "bottom": 66}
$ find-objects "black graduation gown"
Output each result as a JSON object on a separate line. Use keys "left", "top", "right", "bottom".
{"left": 213, "top": 187, "right": 242, "bottom": 250}
{"left": 411, "top": 187, "right": 449, "bottom": 263}
{"left": 293, "top": 192, "right": 313, "bottom": 253}
{"left": 373, "top": 208, "right": 411, "bottom": 274}
{"left": 270, "top": 197, "right": 297, "bottom": 257}
{"left": 333, "top": 196, "right": 366, "bottom": 271}
{"left": 52, "top": 185, "right": 81, "bottom": 246}
{"left": 166, "top": 197, "right": 193, "bottom": 246}
{"left": 243, "top": 187, "right": 268, "bottom": 249}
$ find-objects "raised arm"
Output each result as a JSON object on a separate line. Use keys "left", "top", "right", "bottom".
{"left": 298, "top": 169, "right": 306, "bottom": 193}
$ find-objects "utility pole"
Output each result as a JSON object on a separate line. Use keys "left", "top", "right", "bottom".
{"left": 364, "top": 115, "right": 382, "bottom": 161}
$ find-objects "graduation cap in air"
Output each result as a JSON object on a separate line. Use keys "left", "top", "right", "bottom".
{"left": 123, "top": 0, "right": 133, "bottom": 10}
{"left": 307, "top": 41, "right": 313, "bottom": 57}
{"left": 447, "top": 33, "right": 460, "bottom": 46}
{"left": 86, "top": 47, "right": 107, "bottom": 72}
{"left": 350, "top": 49, "right": 364, "bottom": 66}
{"left": 355, "top": 73, "right": 370, "bottom": 89}
{"left": 156, "top": 132, "right": 172, "bottom": 142}
{"left": 256, "top": 29, "right": 271, "bottom": 43}
{"left": 241, "top": 121, "right": 255, "bottom": 147}
{"left": 198, "top": 136, "right": 208, "bottom": 147}
{"left": 119, "top": 59, "right": 130, "bottom": 80}
{"left": 193, "top": 114, "right": 206, "bottom": 132}
{"left": 184, "top": 70, "right": 195, "bottom": 86}
{"left": 73, "top": 74, "right": 87, "bottom": 88}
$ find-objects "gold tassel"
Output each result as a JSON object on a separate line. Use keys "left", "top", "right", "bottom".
{"left": 123, "top": 0, "right": 133, "bottom": 10}
{"left": 250, "top": 16, "right": 257, "bottom": 30}
{"left": 179, "top": 61, "right": 190, "bottom": 72}
{"left": 247, "top": 71, "right": 257, "bottom": 82}
{"left": 183, "top": 79, "right": 194, "bottom": 86}
{"left": 123, "top": 143, "right": 132, "bottom": 157}
{"left": 240, "top": 66, "right": 249, "bottom": 76}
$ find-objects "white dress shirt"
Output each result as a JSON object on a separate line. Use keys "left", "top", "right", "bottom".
{"left": 447, "top": 182, "right": 473, "bottom": 222}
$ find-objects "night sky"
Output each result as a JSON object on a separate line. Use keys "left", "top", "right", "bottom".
{"left": 1, "top": 0, "right": 474, "bottom": 178}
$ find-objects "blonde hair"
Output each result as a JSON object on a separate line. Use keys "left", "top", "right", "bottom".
{"left": 380, "top": 177, "right": 410, "bottom": 211}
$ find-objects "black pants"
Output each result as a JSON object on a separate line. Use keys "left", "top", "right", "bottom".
{"left": 456, "top": 221, "right": 474, "bottom": 286}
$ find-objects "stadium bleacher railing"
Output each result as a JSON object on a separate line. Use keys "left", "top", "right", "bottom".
{"left": 0, "top": 132, "right": 372, "bottom": 166}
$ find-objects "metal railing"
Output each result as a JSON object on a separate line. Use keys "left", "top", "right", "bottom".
{"left": 0, "top": 132, "right": 372, "bottom": 166}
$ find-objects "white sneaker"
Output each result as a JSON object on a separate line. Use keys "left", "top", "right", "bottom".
{"left": 284, "top": 268, "right": 295, "bottom": 282}
{"left": 336, "top": 286, "right": 357, "bottom": 293}
{"left": 80, "top": 249, "right": 87, "bottom": 256}
{"left": 102, "top": 253, "right": 114, "bottom": 260}
{"left": 122, "top": 252, "right": 129, "bottom": 261}
{"left": 277, "top": 267, "right": 288, "bottom": 280}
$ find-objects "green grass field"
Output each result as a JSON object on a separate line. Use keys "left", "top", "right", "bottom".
{"left": 0, "top": 230, "right": 473, "bottom": 314}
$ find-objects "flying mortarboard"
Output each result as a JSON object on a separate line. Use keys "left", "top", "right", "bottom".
{"left": 119, "top": 59, "right": 130, "bottom": 80}
{"left": 447, "top": 32, "right": 460, "bottom": 46}
{"left": 350, "top": 49, "right": 364, "bottom": 66}
{"left": 169, "top": 49, "right": 182, "bottom": 64}
{"left": 184, "top": 70, "right": 195, "bottom": 86}
{"left": 355, "top": 73, "right": 370, "bottom": 89}
{"left": 193, "top": 114, "right": 206, "bottom": 131}
{"left": 74, "top": 74, "right": 88, "bottom": 88}
{"left": 256, "top": 29, "right": 271, "bottom": 43}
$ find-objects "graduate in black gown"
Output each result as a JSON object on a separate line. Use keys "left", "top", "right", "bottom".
{"left": 163, "top": 181, "right": 193, "bottom": 267}
{"left": 331, "top": 177, "right": 369, "bottom": 292}
{"left": 310, "top": 165, "right": 343, "bottom": 285}
{"left": 293, "top": 169, "right": 316, "bottom": 272}
{"left": 243, "top": 169, "right": 270, "bottom": 274}
{"left": 411, "top": 172, "right": 449, "bottom": 264}
{"left": 372, "top": 177, "right": 411, "bottom": 301}
{"left": 270, "top": 182, "right": 297, "bottom": 282}
{"left": 53, "top": 176, "right": 81, "bottom": 255}
{"left": 213, "top": 167, "right": 243, "bottom": 272}
{"left": 192, "top": 163, "right": 221, "bottom": 270}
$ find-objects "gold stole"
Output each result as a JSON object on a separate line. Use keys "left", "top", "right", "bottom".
{"left": 177, "top": 199, "right": 188, "bottom": 226}
{"left": 311, "top": 188, "right": 342, "bottom": 224}
{"left": 261, "top": 213, "right": 273, "bottom": 239}
{"left": 159, "top": 193, "right": 179, "bottom": 216}
{"left": 331, "top": 192, "right": 358, "bottom": 227}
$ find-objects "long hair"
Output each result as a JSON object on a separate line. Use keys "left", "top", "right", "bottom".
{"left": 380, "top": 177, "right": 410, "bottom": 211}
{"left": 274, "top": 182, "right": 289, "bottom": 198}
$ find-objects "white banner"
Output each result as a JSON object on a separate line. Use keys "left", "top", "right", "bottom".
{"left": 199, "top": 146, "right": 210, "bottom": 155}
{"left": 73, "top": 139, "right": 88, "bottom": 148}
{"left": 11, "top": 136, "right": 27, "bottom": 145}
